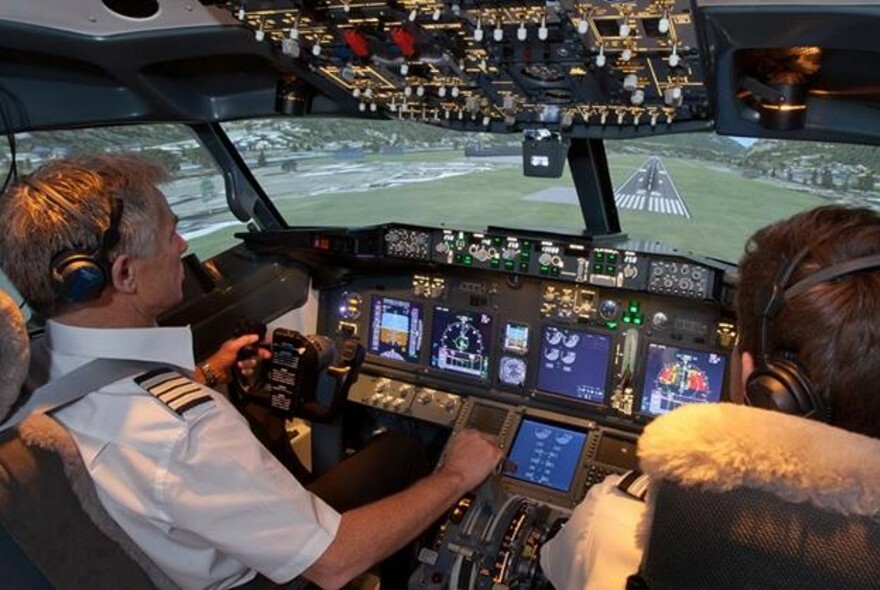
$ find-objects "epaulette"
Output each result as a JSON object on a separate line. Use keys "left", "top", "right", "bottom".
{"left": 134, "top": 367, "right": 214, "bottom": 418}
{"left": 616, "top": 470, "right": 650, "bottom": 502}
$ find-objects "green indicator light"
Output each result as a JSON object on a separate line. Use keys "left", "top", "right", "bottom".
{"left": 520, "top": 252, "right": 530, "bottom": 260}
{"left": 463, "top": 255, "right": 473, "bottom": 265}
{"left": 634, "top": 315, "right": 644, "bottom": 326}
{"left": 490, "top": 258, "right": 500, "bottom": 268}
{"left": 519, "top": 262, "right": 529, "bottom": 271}
{"left": 539, "top": 265, "right": 550, "bottom": 274}
{"left": 628, "top": 301, "right": 639, "bottom": 313}
{"left": 622, "top": 314, "right": 632, "bottom": 324}
{"left": 504, "top": 260, "right": 515, "bottom": 270}
{"left": 454, "top": 253, "right": 463, "bottom": 263}
{"left": 606, "top": 265, "right": 616, "bottom": 274}
{"left": 593, "top": 263, "right": 604, "bottom": 273}
{"left": 493, "top": 237, "right": 502, "bottom": 245}
{"left": 608, "top": 253, "right": 618, "bottom": 263}
{"left": 550, "top": 266, "right": 561, "bottom": 276}
{"left": 605, "top": 321, "right": 618, "bottom": 330}
{"left": 523, "top": 240, "right": 531, "bottom": 248}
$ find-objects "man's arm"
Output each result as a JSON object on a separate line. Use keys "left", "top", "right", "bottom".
{"left": 303, "top": 430, "right": 503, "bottom": 589}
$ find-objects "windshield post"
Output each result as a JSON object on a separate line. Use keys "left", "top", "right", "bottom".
{"left": 190, "top": 122, "right": 287, "bottom": 231}
{"left": 568, "top": 138, "right": 621, "bottom": 237}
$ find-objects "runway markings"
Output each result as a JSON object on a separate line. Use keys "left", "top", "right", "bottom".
{"left": 614, "top": 156, "right": 691, "bottom": 218}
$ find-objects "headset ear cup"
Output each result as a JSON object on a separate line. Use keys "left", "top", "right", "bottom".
{"left": 745, "top": 357, "right": 827, "bottom": 421}
{"left": 51, "top": 250, "right": 108, "bottom": 304}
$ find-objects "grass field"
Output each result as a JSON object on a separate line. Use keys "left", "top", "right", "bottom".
{"left": 611, "top": 155, "right": 825, "bottom": 262}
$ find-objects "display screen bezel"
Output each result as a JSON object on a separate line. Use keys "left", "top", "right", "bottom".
{"left": 428, "top": 305, "right": 494, "bottom": 381}
{"left": 502, "top": 320, "right": 531, "bottom": 354}
{"left": 594, "top": 431, "right": 639, "bottom": 471}
{"left": 637, "top": 341, "right": 728, "bottom": 418}
{"left": 535, "top": 324, "right": 614, "bottom": 406}
{"left": 503, "top": 416, "right": 590, "bottom": 493}
{"left": 366, "top": 295, "right": 425, "bottom": 365}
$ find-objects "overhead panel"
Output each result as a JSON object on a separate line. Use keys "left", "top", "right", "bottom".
{"left": 224, "top": 0, "right": 712, "bottom": 136}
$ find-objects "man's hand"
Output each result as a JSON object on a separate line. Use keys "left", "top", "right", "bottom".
{"left": 200, "top": 334, "right": 271, "bottom": 385}
{"left": 438, "top": 430, "right": 505, "bottom": 492}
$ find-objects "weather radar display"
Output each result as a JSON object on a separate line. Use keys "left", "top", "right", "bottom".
{"left": 430, "top": 306, "right": 492, "bottom": 380}
{"left": 368, "top": 297, "right": 423, "bottom": 364}
{"left": 640, "top": 343, "right": 726, "bottom": 416}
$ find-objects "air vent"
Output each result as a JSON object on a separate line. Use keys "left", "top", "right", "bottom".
{"left": 102, "top": 0, "right": 159, "bottom": 19}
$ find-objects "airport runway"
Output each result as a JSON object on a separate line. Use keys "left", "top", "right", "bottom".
{"left": 614, "top": 156, "right": 691, "bottom": 218}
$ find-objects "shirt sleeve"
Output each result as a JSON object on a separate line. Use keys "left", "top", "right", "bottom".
{"left": 540, "top": 474, "right": 645, "bottom": 590}
{"left": 160, "top": 396, "right": 341, "bottom": 583}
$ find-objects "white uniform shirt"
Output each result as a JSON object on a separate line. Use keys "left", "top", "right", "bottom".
{"left": 540, "top": 474, "right": 645, "bottom": 590}
{"left": 49, "top": 321, "right": 341, "bottom": 590}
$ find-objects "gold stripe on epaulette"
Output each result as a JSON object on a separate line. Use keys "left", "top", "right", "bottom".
{"left": 134, "top": 366, "right": 214, "bottom": 417}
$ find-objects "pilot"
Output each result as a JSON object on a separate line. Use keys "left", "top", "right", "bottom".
{"left": 0, "top": 154, "right": 504, "bottom": 590}
{"left": 539, "top": 204, "right": 880, "bottom": 589}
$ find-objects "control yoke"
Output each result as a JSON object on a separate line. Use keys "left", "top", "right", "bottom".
{"left": 231, "top": 326, "right": 365, "bottom": 423}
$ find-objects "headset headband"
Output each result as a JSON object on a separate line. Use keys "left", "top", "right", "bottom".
{"left": 759, "top": 246, "right": 880, "bottom": 359}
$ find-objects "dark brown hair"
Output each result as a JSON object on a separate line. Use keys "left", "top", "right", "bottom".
{"left": 736, "top": 205, "right": 880, "bottom": 438}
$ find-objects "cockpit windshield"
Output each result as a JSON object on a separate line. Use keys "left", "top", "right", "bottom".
{"left": 3, "top": 120, "right": 878, "bottom": 271}
{"left": 225, "top": 117, "right": 874, "bottom": 264}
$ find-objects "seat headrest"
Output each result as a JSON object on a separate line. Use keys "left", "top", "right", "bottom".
{"left": 638, "top": 403, "right": 880, "bottom": 520}
{"left": 0, "top": 289, "right": 29, "bottom": 421}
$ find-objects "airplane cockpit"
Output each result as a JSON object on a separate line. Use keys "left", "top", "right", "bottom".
{"left": 2, "top": 1, "right": 880, "bottom": 588}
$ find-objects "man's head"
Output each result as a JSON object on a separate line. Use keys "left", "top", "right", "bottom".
{"left": 0, "top": 154, "right": 187, "bottom": 323}
{"left": 736, "top": 205, "right": 880, "bottom": 438}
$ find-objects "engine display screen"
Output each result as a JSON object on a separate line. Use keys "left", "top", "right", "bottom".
{"left": 536, "top": 326, "right": 612, "bottom": 404}
{"left": 430, "top": 306, "right": 492, "bottom": 380}
{"left": 640, "top": 343, "right": 726, "bottom": 416}
{"left": 505, "top": 418, "right": 588, "bottom": 492}
{"left": 368, "top": 297, "right": 423, "bottom": 364}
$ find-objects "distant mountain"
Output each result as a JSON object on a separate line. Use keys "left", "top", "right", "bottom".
{"left": 742, "top": 139, "right": 880, "bottom": 174}
{"left": 224, "top": 118, "right": 505, "bottom": 153}
{"left": 605, "top": 133, "right": 746, "bottom": 163}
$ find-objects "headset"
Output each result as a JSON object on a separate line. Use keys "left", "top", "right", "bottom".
{"left": 23, "top": 178, "right": 124, "bottom": 304}
{"left": 745, "top": 246, "right": 880, "bottom": 421}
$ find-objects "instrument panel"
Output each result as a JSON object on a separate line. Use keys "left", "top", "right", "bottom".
{"left": 325, "top": 266, "right": 733, "bottom": 430}
{"left": 307, "top": 222, "right": 736, "bottom": 508}
{"left": 244, "top": 221, "right": 737, "bottom": 501}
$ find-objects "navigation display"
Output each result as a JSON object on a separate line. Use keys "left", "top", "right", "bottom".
{"left": 430, "top": 306, "right": 492, "bottom": 380}
{"left": 505, "top": 418, "right": 588, "bottom": 492}
{"left": 536, "top": 326, "right": 611, "bottom": 404}
{"left": 368, "top": 297, "right": 423, "bottom": 364}
{"left": 640, "top": 343, "right": 726, "bottom": 416}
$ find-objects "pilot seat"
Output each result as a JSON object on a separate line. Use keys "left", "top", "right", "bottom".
{"left": 629, "top": 402, "right": 880, "bottom": 589}
{"left": 0, "top": 288, "right": 180, "bottom": 589}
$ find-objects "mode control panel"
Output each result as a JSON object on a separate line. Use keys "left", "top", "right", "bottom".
{"left": 348, "top": 375, "right": 463, "bottom": 426}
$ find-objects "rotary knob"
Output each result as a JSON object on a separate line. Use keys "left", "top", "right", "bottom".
{"left": 652, "top": 312, "right": 669, "bottom": 330}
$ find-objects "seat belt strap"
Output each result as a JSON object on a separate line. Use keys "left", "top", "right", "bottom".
{"left": 0, "top": 357, "right": 163, "bottom": 432}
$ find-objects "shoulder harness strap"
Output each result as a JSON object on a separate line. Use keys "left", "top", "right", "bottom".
{"left": 134, "top": 367, "right": 214, "bottom": 418}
